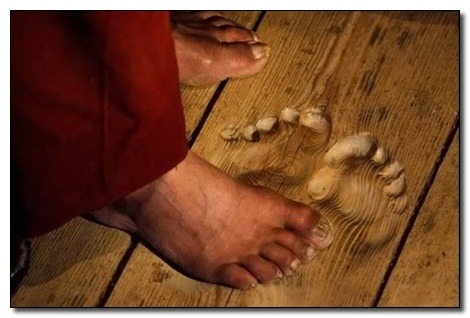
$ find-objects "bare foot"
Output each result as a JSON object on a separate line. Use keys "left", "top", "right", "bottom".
{"left": 170, "top": 11, "right": 270, "bottom": 86}
{"left": 90, "top": 151, "right": 333, "bottom": 289}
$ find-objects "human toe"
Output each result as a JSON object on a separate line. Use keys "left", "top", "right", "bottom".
{"left": 239, "top": 254, "right": 282, "bottom": 284}
{"left": 272, "top": 229, "right": 319, "bottom": 263}
{"left": 260, "top": 241, "right": 304, "bottom": 276}
{"left": 216, "top": 263, "right": 257, "bottom": 289}
{"left": 213, "top": 42, "right": 270, "bottom": 78}
{"left": 214, "top": 25, "right": 257, "bottom": 43}
{"left": 284, "top": 202, "right": 334, "bottom": 249}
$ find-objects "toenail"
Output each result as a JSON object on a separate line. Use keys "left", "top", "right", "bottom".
{"left": 290, "top": 259, "right": 300, "bottom": 272}
{"left": 311, "top": 216, "right": 334, "bottom": 249}
{"left": 252, "top": 32, "right": 259, "bottom": 42}
{"left": 305, "top": 246, "right": 318, "bottom": 262}
{"left": 247, "top": 280, "right": 258, "bottom": 289}
{"left": 251, "top": 44, "right": 270, "bottom": 59}
{"left": 271, "top": 270, "right": 284, "bottom": 284}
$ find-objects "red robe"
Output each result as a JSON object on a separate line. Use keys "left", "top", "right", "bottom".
{"left": 11, "top": 11, "right": 188, "bottom": 237}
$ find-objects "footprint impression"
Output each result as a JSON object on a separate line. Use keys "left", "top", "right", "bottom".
{"left": 220, "top": 107, "right": 408, "bottom": 248}
{"left": 220, "top": 106, "right": 331, "bottom": 189}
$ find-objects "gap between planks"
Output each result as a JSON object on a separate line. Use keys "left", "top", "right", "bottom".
{"left": 186, "top": 11, "right": 458, "bottom": 307}
{"left": 188, "top": 11, "right": 267, "bottom": 147}
{"left": 372, "top": 114, "right": 459, "bottom": 306}
{"left": 94, "top": 11, "right": 267, "bottom": 307}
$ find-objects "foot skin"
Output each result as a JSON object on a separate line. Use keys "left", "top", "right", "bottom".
{"left": 171, "top": 11, "right": 270, "bottom": 86}
{"left": 90, "top": 151, "right": 333, "bottom": 289}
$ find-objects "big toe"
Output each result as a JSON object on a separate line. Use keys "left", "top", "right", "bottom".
{"left": 204, "top": 41, "right": 270, "bottom": 85}
{"left": 176, "top": 34, "right": 270, "bottom": 86}
{"left": 227, "top": 42, "right": 269, "bottom": 71}
{"left": 208, "top": 24, "right": 257, "bottom": 43}
{"left": 284, "top": 201, "right": 334, "bottom": 250}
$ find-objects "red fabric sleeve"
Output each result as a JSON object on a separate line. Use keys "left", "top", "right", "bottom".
{"left": 11, "top": 11, "right": 188, "bottom": 237}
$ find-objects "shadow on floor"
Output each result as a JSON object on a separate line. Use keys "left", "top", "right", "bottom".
{"left": 17, "top": 217, "right": 131, "bottom": 287}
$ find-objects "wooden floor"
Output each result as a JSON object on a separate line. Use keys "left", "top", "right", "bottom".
{"left": 11, "top": 11, "right": 459, "bottom": 307}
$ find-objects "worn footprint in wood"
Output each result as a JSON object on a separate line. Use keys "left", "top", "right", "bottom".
{"left": 220, "top": 106, "right": 332, "bottom": 189}
{"left": 220, "top": 109, "right": 407, "bottom": 247}
{"left": 307, "top": 132, "right": 408, "bottom": 246}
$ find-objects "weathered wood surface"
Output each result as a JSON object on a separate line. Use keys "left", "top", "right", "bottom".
{"left": 11, "top": 218, "right": 131, "bottom": 307}
{"left": 12, "top": 11, "right": 459, "bottom": 307}
{"left": 11, "top": 11, "right": 261, "bottom": 307}
{"left": 105, "top": 11, "right": 458, "bottom": 307}
{"left": 379, "top": 131, "right": 459, "bottom": 307}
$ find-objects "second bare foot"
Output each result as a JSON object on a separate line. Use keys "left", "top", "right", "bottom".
{"left": 171, "top": 11, "right": 270, "bottom": 86}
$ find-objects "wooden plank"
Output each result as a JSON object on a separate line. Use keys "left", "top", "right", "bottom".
{"left": 219, "top": 11, "right": 458, "bottom": 307}
{"left": 378, "top": 131, "right": 459, "bottom": 307}
{"left": 101, "top": 11, "right": 263, "bottom": 307}
{"left": 104, "top": 11, "right": 346, "bottom": 307}
{"left": 11, "top": 218, "right": 130, "bottom": 307}
{"left": 105, "top": 11, "right": 458, "bottom": 307}
{"left": 219, "top": 11, "right": 459, "bottom": 307}
{"left": 11, "top": 11, "right": 261, "bottom": 307}
{"left": 107, "top": 247, "right": 232, "bottom": 307}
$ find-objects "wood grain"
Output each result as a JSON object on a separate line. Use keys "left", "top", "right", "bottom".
{"left": 219, "top": 11, "right": 458, "bottom": 307}
{"left": 104, "top": 11, "right": 458, "bottom": 307}
{"left": 103, "top": 11, "right": 351, "bottom": 307}
{"left": 378, "top": 131, "right": 459, "bottom": 307}
{"left": 106, "top": 244, "right": 233, "bottom": 307}
{"left": 103, "top": 11, "right": 263, "bottom": 307}
{"left": 221, "top": 11, "right": 458, "bottom": 307}
{"left": 11, "top": 218, "right": 131, "bottom": 307}
{"left": 11, "top": 11, "right": 261, "bottom": 307}
{"left": 16, "top": 11, "right": 458, "bottom": 307}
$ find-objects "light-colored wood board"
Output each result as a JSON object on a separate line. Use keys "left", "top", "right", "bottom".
{"left": 105, "top": 11, "right": 345, "bottom": 307}
{"left": 11, "top": 11, "right": 261, "bottom": 307}
{"left": 181, "top": 11, "right": 261, "bottom": 138}
{"left": 219, "top": 11, "right": 458, "bottom": 307}
{"left": 103, "top": 11, "right": 265, "bottom": 308}
{"left": 378, "top": 131, "right": 459, "bottom": 307}
{"left": 221, "top": 11, "right": 458, "bottom": 307}
{"left": 107, "top": 244, "right": 233, "bottom": 307}
{"left": 11, "top": 218, "right": 130, "bottom": 307}
{"left": 105, "top": 11, "right": 458, "bottom": 307}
